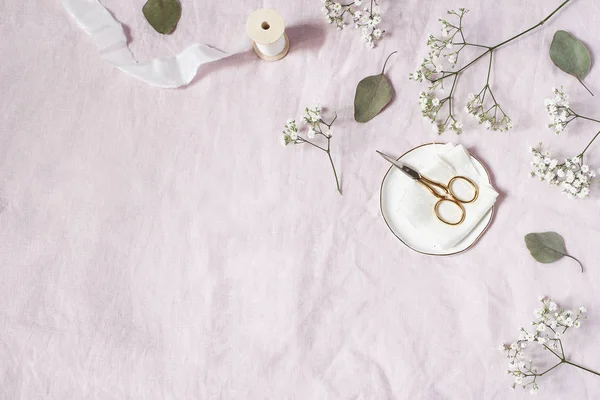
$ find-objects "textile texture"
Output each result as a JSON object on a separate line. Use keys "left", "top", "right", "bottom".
{"left": 1, "top": 0, "right": 600, "bottom": 399}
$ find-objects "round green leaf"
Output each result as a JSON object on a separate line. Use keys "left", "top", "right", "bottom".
{"left": 549, "top": 30, "right": 591, "bottom": 80}
{"left": 524, "top": 232, "right": 566, "bottom": 263}
{"left": 354, "top": 74, "right": 393, "bottom": 123}
{"left": 142, "top": 0, "right": 182, "bottom": 35}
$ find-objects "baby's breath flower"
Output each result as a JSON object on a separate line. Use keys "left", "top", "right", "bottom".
{"left": 545, "top": 87, "right": 574, "bottom": 134}
{"left": 321, "top": 0, "right": 385, "bottom": 48}
{"left": 529, "top": 143, "right": 595, "bottom": 199}
{"left": 418, "top": 91, "right": 442, "bottom": 122}
{"left": 409, "top": 8, "right": 514, "bottom": 133}
{"left": 279, "top": 104, "right": 341, "bottom": 194}
{"left": 503, "top": 297, "right": 595, "bottom": 395}
{"left": 530, "top": 386, "right": 539, "bottom": 395}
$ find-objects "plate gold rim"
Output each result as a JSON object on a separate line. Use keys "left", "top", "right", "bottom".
{"left": 379, "top": 142, "right": 495, "bottom": 257}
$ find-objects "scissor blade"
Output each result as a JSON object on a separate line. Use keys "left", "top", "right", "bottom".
{"left": 376, "top": 151, "right": 421, "bottom": 181}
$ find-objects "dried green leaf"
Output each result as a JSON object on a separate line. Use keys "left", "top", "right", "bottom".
{"left": 142, "top": 0, "right": 182, "bottom": 35}
{"left": 524, "top": 232, "right": 583, "bottom": 272}
{"left": 354, "top": 51, "right": 397, "bottom": 123}
{"left": 550, "top": 30, "right": 593, "bottom": 96}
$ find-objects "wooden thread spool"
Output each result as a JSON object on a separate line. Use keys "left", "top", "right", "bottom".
{"left": 246, "top": 9, "right": 289, "bottom": 61}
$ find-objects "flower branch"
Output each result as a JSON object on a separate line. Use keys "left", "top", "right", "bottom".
{"left": 530, "top": 87, "right": 599, "bottom": 199}
{"left": 321, "top": 0, "right": 384, "bottom": 48}
{"left": 281, "top": 105, "right": 342, "bottom": 195}
{"left": 410, "top": 1, "right": 572, "bottom": 134}
{"left": 502, "top": 297, "right": 599, "bottom": 395}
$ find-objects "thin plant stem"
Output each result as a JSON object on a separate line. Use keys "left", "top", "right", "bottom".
{"left": 543, "top": 344, "right": 563, "bottom": 360}
{"left": 581, "top": 131, "right": 600, "bottom": 156}
{"left": 564, "top": 360, "right": 600, "bottom": 377}
{"left": 558, "top": 339, "right": 565, "bottom": 358}
{"left": 299, "top": 137, "right": 328, "bottom": 152}
{"left": 381, "top": 51, "right": 398, "bottom": 74}
{"left": 302, "top": 113, "right": 341, "bottom": 195}
{"left": 490, "top": 0, "right": 572, "bottom": 50}
{"left": 486, "top": 51, "right": 494, "bottom": 84}
{"left": 321, "top": 113, "right": 338, "bottom": 128}
{"left": 575, "top": 114, "right": 600, "bottom": 124}
{"left": 447, "top": 74, "right": 459, "bottom": 123}
{"left": 453, "top": 42, "right": 491, "bottom": 49}
{"left": 578, "top": 78, "right": 595, "bottom": 96}
{"left": 564, "top": 254, "right": 584, "bottom": 273}
{"left": 537, "top": 361, "right": 564, "bottom": 376}
{"left": 327, "top": 148, "right": 342, "bottom": 195}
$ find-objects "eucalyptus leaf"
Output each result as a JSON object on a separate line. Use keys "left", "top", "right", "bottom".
{"left": 550, "top": 30, "right": 594, "bottom": 96}
{"left": 524, "top": 232, "right": 583, "bottom": 273}
{"left": 354, "top": 51, "right": 397, "bottom": 123}
{"left": 142, "top": 0, "right": 182, "bottom": 35}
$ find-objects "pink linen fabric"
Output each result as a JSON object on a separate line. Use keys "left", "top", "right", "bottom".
{"left": 1, "top": 0, "right": 600, "bottom": 399}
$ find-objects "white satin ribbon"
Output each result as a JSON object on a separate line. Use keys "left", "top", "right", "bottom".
{"left": 256, "top": 35, "right": 286, "bottom": 57}
{"left": 62, "top": 0, "right": 242, "bottom": 88}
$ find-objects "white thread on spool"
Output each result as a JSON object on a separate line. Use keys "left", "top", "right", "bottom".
{"left": 246, "top": 9, "right": 289, "bottom": 61}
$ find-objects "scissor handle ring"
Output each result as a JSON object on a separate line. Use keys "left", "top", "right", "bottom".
{"left": 434, "top": 198, "right": 466, "bottom": 226}
{"left": 447, "top": 176, "right": 479, "bottom": 204}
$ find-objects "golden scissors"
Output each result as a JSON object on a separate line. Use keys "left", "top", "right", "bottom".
{"left": 377, "top": 150, "right": 479, "bottom": 226}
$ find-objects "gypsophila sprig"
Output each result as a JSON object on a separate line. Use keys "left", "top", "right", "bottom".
{"left": 409, "top": 1, "right": 572, "bottom": 134}
{"left": 321, "top": 0, "right": 384, "bottom": 48}
{"left": 280, "top": 105, "right": 342, "bottom": 195}
{"left": 501, "top": 297, "right": 599, "bottom": 395}
{"left": 529, "top": 87, "right": 600, "bottom": 198}
{"left": 529, "top": 145, "right": 595, "bottom": 199}
{"left": 545, "top": 87, "right": 572, "bottom": 134}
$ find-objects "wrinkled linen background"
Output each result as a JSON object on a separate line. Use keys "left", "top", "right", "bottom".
{"left": 1, "top": 0, "right": 600, "bottom": 399}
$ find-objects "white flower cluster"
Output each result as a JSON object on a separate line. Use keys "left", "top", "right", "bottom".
{"left": 409, "top": 8, "right": 468, "bottom": 81}
{"left": 502, "top": 297, "right": 587, "bottom": 395}
{"left": 302, "top": 105, "right": 333, "bottom": 139}
{"left": 408, "top": 9, "right": 473, "bottom": 134}
{"left": 280, "top": 105, "right": 332, "bottom": 147}
{"left": 465, "top": 92, "right": 513, "bottom": 132}
{"left": 431, "top": 9, "right": 468, "bottom": 61}
{"left": 321, "top": 0, "right": 384, "bottom": 48}
{"left": 279, "top": 104, "right": 341, "bottom": 194}
{"left": 418, "top": 92, "right": 463, "bottom": 134}
{"left": 529, "top": 144, "right": 595, "bottom": 199}
{"left": 281, "top": 119, "right": 299, "bottom": 147}
{"left": 545, "top": 87, "right": 573, "bottom": 134}
{"left": 418, "top": 91, "right": 442, "bottom": 122}
{"left": 409, "top": 53, "right": 443, "bottom": 90}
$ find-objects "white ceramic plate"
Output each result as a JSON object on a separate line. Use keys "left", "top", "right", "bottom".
{"left": 380, "top": 143, "right": 494, "bottom": 256}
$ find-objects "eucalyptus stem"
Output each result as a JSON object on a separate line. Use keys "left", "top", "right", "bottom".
{"left": 564, "top": 254, "right": 584, "bottom": 273}
{"left": 381, "top": 51, "right": 398, "bottom": 74}
{"left": 578, "top": 79, "right": 595, "bottom": 96}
